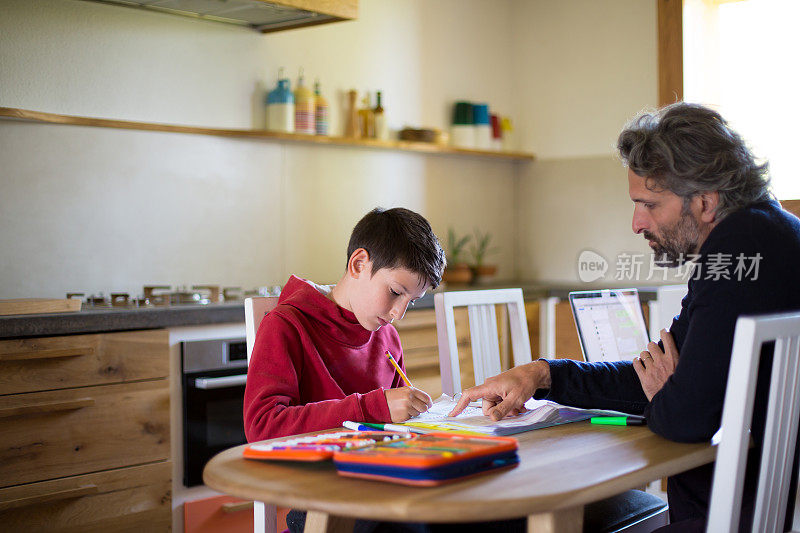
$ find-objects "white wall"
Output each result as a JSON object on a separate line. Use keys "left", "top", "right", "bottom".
{"left": 511, "top": 0, "right": 660, "bottom": 283}
{"left": 0, "top": 0, "right": 520, "bottom": 298}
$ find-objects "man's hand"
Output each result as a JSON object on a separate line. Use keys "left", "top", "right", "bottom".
{"left": 384, "top": 386, "right": 433, "bottom": 422}
{"left": 448, "top": 360, "right": 551, "bottom": 421}
{"left": 634, "top": 329, "right": 680, "bottom": 401}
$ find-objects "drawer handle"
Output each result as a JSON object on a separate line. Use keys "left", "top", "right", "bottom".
{"left": 0, "top": 347, "right": 93, "bottom": 362}
{"left": 0, "top": 397, "right": 95, "bottom": 419}
{"left": 0, "top": 484, "right": 99, "bottom": 512}
{"left": 222, "top": 500, "right": 255, "bottom": 514}
{"left": 193, "top": 374, "right": 247, "bottom": 389}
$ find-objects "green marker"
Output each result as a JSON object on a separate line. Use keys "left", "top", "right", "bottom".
{"left": 590, "top": 416, "right": 646, "bottom": 426}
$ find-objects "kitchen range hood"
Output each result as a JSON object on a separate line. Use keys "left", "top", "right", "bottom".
{"left": 82, "top": 0, "right": 357, "bottom": 33}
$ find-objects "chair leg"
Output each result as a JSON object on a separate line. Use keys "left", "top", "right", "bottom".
{"left": 254, "top": 501, "right": 277, "bottom": 533}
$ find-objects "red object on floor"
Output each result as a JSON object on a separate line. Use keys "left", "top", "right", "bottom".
{"left": 184, "top": 495, "right": 289, "bottom": 533}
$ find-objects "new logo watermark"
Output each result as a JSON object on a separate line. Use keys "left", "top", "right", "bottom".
{"left": 576, "top": 250, "right": 762, "bottom": 283}
{"left": 577, "top": 250, "right": 609, "bottom": 283}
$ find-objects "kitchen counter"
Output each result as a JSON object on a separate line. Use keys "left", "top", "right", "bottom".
{"left": 0, "top": 302, "right": 244, "bottom": 339}
{"left": 0, "top": 282, "right": 665, "bottom": 339}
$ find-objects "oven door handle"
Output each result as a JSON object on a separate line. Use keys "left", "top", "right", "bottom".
{"left": 192, "top": 374, "right": 247, "bottom": 389}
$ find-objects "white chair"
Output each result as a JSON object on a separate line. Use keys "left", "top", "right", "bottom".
{"left": 647, "top": 284, "right": 688, "bottom": 341}
{"left": 707, "top": 311, "right": 800, "bottom": 533}
{"left": 244, "top": 296, "right": 279, "bottom": 533}
{"left": 434, "top": 288, "right": 532, "bottom": 396}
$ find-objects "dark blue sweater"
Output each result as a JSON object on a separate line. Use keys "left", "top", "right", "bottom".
{"left": 539, "top": 200, "right": 800, "bottom": 525}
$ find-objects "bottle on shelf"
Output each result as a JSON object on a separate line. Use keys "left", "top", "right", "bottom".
{"left": 266, "top": 68, "right": 294, "bottom": 133}
{"left": 358, "top": 93, "right": 374, "bottom": 139}
{"left": 345, "top": 89, "right": 359, "bottom": 138}
{"left": 294, "top": 68, "right": 315, "bottom": 135}
{"left": 314, "top": 79, "right": 329, "bottom": 136}
{"left": 373, "top": 91, "right": 389, "bottom": 141}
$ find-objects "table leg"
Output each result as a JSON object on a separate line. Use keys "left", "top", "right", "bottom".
{"left": 304, "top": 510, "right": 357, "bottom": 533}
{"left": 527, "top": 505, "right": 582, "bottom": 533}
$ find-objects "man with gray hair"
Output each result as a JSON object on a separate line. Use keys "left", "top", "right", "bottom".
{"left": 451, "top": 102, "right": 800, "bottom": 531}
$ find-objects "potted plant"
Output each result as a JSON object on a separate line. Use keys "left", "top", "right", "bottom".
{"left": 469, "top": 229, "right": 498, "bottom": 283}
{"left": 441, "top": 228, "right": 473, "bottom": 284}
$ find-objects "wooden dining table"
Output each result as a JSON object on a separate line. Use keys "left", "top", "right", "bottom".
{"left": 203, "top": 422, "right": 716, "bottom": 533}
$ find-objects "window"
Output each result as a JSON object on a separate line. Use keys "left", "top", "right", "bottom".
{"left": 683, "top": 0, "right": 800, "bottom": 200}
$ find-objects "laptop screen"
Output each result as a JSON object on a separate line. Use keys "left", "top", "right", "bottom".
{"left": 568, "top": 289, "right": 650, "bottom": 363}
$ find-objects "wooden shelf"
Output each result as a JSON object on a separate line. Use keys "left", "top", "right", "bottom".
{"left": 0, "top": 107, "right": 534, "bottom": 162}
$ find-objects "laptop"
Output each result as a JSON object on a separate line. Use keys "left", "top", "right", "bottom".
{"left": 568, "top": 289, "right": 650, "bottom": 363}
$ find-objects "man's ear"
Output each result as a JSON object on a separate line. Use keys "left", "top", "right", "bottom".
{"left": 698, "top": 191, "right": 720, "bottom": 223}
{"left": 347, "top": 248, "right": 371, "bottom": 279}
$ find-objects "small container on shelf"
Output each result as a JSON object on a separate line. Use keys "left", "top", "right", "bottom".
{"left": 266, "top": 69, "right": 294, "bottom": 133}
{"left": 472, "top": 103, "right": 492, "bottom": 150}
{"left": 358, "top": 93, "right": 374, "bottom": 138}
{"left": 490, "top": 114, "right": 503, "bottom": 151}
{"left": 373, "top": 91, "right": 389, "bottom": 141}
{"left": 450, "top": 101, "right": 475, "bottom": 149}
{"left": 501, "top": 117, "right": 515, "bottom": 151}
{"left": 293, "top": 69, "right": 315, "bottom": 135}
{"left": 345, "top": 89, "right": 359, "bottom": 138}
{"left": 314, "top": 79, "right": 329, "bottom": 136}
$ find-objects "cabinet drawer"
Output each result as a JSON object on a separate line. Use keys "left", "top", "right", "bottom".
{"left": 0, "top": 329, "right": 168, "bottom": 395}
{"left": 0, "top": 461, "right": 170, "bottom": 532}
{"left": 0, "top": 380, "right": 169, "bottom": 487}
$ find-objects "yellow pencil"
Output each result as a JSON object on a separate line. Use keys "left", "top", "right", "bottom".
{"left": 385, "top": 350, "right": 413, "bottom": 387}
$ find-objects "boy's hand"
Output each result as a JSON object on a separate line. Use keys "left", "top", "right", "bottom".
{"left": 384, "top": 387, "right": 433, "bottom": 422}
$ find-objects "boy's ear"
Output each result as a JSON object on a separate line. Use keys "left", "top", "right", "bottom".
{"left": 347, "top": 248, "right": 371, "bottom": 279}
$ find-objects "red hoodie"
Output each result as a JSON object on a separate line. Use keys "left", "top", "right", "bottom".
{"left": 244, "top": 275, "right": 406, "bottom": 441}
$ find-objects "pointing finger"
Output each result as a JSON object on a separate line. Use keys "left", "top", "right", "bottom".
{"left": 449, "top": 386, "right": 486, "bottom": 416}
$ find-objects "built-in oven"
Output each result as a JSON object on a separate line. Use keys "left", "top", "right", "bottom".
{"left": 182, "top": 337, "right": 248, "bottom": 487}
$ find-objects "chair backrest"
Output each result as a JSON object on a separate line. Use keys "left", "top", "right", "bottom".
{"left": 707, "top": 311, "right": 800, "bottom": 533}
{"left": 648, "top": 284, "right": 688, "bottom": 341}
{"left": 434, "top": 288, "right": 532, "bottom": 396}
{"left": 244, "top": 297, "right": 279, "bottom": 365}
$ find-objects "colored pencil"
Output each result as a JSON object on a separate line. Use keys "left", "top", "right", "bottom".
{"left": 385, "top": 350, "right": 413, "bottom": 387}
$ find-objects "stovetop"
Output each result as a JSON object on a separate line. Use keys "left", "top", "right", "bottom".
{"left": 65, "top": 284, "right": 282, "bottom": 309}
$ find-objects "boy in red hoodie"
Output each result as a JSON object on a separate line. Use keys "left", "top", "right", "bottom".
{"left": 244, "top": 207, "right": 445, "bottom": 442}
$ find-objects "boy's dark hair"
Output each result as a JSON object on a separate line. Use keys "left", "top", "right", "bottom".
{"left": 347, "top": 207, "right": 446, "bottom": 289}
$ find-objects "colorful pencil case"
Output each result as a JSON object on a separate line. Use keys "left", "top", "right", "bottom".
{"left": 242, "top": 431, "right": 412, "bottom": 462}
{"left": 333, "top": 433, "right": 519, "bottom": 486}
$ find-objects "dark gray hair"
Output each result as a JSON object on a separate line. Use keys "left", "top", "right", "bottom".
{"left": 617, "top": 102, "right": 772, "bottom": 220}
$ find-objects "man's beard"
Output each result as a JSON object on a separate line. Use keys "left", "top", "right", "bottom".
{"left": 644, "top": 213, "right": 701, "bottom": 267}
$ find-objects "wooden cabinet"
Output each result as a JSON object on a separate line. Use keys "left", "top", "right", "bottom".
{"left": 0, "top": 462, "right": 171, "bottom": 532}
{"left": 0, "top": 329, "right": 169, "bottom": 395}
{"left": 0, "top": 330, "right": 170, "bottom": 532}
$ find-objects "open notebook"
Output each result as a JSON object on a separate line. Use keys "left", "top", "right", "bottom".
{"left": 401, "top": 394, "right": 628, "bottom": 436}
